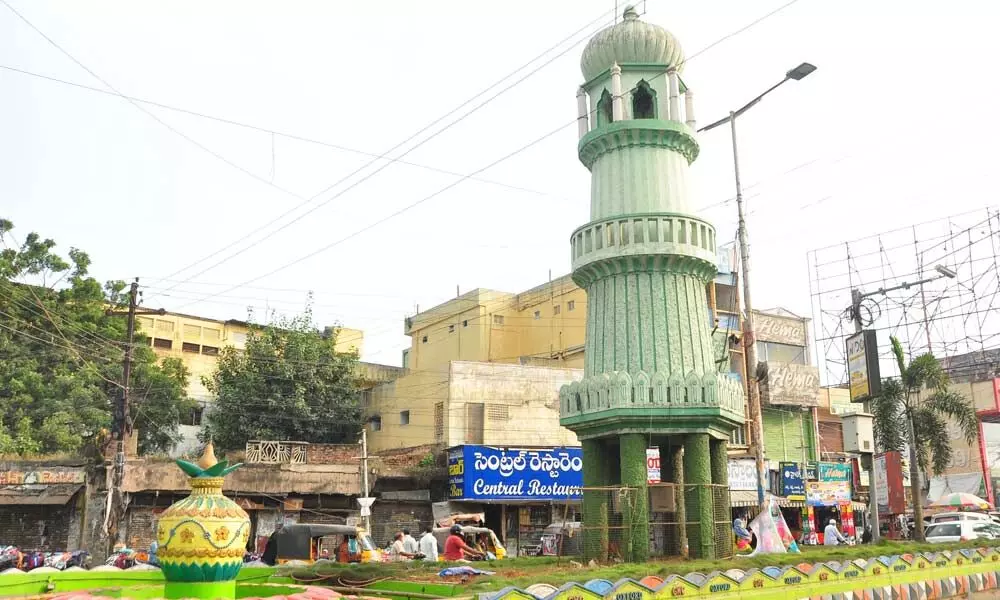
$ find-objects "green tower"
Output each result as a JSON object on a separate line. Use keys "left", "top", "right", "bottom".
{"left": 559, "top": 6, "right": 745, "bottom": 561}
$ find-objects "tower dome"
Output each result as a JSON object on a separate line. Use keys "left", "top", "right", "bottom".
{"left": 580, "top": 5, "right": 685, "bottom": 82}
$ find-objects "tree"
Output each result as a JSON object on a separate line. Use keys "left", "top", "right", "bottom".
{"left": 202, "top": 307, "right": 362, "bottom": 451}
{"left": 0, "top": 219, "right": 193, "bottom": 455}
{"left": 871, "top": 336, "right": 978, "bottom": 541}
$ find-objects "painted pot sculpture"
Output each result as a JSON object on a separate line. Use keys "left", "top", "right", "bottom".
{"left": 156, "top": 442, "right": 250, "bottom": 599}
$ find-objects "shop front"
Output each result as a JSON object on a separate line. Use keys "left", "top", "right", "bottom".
{"left": 0, "top": 467, "right": 87, "bottom": 552}
{"left": 447, "top": 445, "right": 582, "bottom": 557}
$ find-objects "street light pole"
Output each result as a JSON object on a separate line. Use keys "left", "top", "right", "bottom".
{"left": 700, "top": 62, "right": 817, "bottom": 507}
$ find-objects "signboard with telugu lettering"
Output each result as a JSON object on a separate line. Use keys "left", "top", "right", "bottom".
{"left": 448, "top": 445, "right": 583, "bottom": 501}
{"left": 779, "top": 462, "right": 805, "bottom": 501}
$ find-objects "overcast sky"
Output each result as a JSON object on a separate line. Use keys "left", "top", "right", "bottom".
{"left": 3, "top": 0, "right": 999, "bottom": 367}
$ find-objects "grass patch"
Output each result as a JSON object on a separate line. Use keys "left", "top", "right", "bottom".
{"left": 279, "top": 539, "right": 1000, "bottom": 593}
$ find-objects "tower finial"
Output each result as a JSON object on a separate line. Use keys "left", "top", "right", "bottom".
{"left": 623, "top": 5, "right": 639, "bottom": 21}
{"left": 198, "top": 440, "right": 219, "bottom": 470}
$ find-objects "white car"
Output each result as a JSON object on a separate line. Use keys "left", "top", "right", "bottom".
{"left": 924, "top": 521, "right": 1000, "bottom": 543}
{"left": 930, "top": 511, "right": 992, "bottom": 524}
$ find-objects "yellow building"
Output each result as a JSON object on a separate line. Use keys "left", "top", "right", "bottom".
{"left": 369, "top": 250, "right": 745, "bottom": 451}
{"left": 137, "top": 311, "right": 365, "bottom": 456}
{"left": 402, "top": 275, "right": 587, "bottom": 373}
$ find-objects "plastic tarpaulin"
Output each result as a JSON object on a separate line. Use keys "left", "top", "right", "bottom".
{"left": 742, "top": 494, "right": 800, "bottom": 556}
{"left": 927, "top": 472, "right": 984, "bottom": 504}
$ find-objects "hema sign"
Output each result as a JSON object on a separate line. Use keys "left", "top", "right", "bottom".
{"left": 448, "top": 445, "right": 583, "bottom": 501}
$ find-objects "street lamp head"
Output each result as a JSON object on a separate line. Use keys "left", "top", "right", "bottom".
{"left": 934, "top": 264, "right": 957, "bottom": 279}
{"left": 786, "top": 62, "right": 817, "bottom": 81}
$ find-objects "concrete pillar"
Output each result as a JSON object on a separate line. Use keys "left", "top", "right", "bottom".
{"left": 684, "top": 433, "right": 714, "bottom": 559}
{"left": 684, "top": 89, "right": 696, "bottom": 130}
{"left": 611, "top": 63, "right": 625, "bottom": 121}
{"left": 669, "top": 444, "right": 687, "bottom": 557}
{"left": 618, "top": 433, "right": 650, "bottom": 562}
{"left": 710, "top": 438, "right": 732, "bottom": 558}
{"left": 582, "top": 438, "right": 609, "bottom": 561}
{"left": 577, "top": 87, "right": 590, "bottom": 139}
{"left": 668, "top": 70, "right": 681, "bottom": 122}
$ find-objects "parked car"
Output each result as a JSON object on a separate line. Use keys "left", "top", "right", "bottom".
{"left": 929, "top": 511, "right": 992, "bottom": 524}
{"left": 924, "top": 521, "right": 1000, "bottom": 543}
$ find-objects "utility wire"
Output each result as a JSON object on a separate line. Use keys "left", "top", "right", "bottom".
{"left": 171, "top": 0, "right": 805, "bottom": 311}
{"left": 144, "top": 4, "right": 631, "bottom": 294}
{"left": 0, "top": 63, "right": 573, "bottom": 205}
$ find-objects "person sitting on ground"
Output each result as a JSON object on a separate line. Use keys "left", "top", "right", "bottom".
{"left": 390, "top": 531, "right": 417, "bottom": 561}
{"left": 443, "top": 525, "right": 484, "bottom": 562}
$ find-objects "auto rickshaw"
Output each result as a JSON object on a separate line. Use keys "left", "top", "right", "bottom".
{"left": 432, "top": 525, "right": 506, "bottom": 560}
{"left": 266, "top": 524, "right": 375, "bottom": 564}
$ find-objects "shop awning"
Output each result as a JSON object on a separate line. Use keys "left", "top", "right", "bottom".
{"left": 730, "top": 490, "right": 805, "bottom": 508}
{"left": 0, "top": 484, "right": 83, "bottom": 505}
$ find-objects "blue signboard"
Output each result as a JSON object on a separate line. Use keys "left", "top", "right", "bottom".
{"left": 779, "top": 461, "right": 805, "bottom": 500}
{"left": 447, "top": 445, "right": 583, "bottom": 501}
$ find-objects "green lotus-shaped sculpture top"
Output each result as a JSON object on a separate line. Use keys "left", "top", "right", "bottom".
{"left": 176, "top": 441, "right": 242, "bottom": 478}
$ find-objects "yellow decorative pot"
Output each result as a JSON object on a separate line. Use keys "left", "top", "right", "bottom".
{"left": 156, "top": 443, "right": 250, "bottom": 597}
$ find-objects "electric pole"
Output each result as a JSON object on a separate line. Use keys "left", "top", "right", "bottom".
{"left": 356, "top": 428, "right": 375, "bottom": 534}
{"left": 849, "top": 288, "right": 880, "bottom": 543}
{"left": 103, "top": 278, "right": 164, "bottom": 550}
{"left": 849, "top": 264, "right": 954, "bottom": 544}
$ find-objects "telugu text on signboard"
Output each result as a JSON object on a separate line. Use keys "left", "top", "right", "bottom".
{"left": 780, "top": 462, "right": 805, "bottom": 500}
{"left": 758, "top": 362, "right": 821, "bottom": 407}
{"left": 728, "top": 459, "right": 764, "bottom": 491}
{"left": 448, "top": 445, "right": 583, "bottom": 501}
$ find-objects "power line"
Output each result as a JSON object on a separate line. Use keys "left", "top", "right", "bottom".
{"left": 0, "top": 63, "right": 574, "bottom": 206}
{"left": 145, "top": 4, "right": 631, "bottom": 296}
{"left": 169, "top": 0, "right": 805, "bottom": 312}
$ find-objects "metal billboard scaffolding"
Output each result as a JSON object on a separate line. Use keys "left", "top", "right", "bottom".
{"left": 808, "top": 207, "right": 1000, "bottom": 386}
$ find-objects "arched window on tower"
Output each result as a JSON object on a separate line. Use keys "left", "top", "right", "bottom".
{"left": 632, "top": 80, "right": 656, "bottom": 119}
{"left": 597, "top": 89, "right": 613, "bottom": 127}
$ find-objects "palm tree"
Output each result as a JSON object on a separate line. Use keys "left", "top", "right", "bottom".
{"left": 871, "top": 336, "right": 978, "bottom": 541}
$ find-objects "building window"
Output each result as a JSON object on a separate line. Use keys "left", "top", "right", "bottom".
{"left": 463, "top": 320, "right": 468, "bottom": 327}
{"left": 534, "top": 310, "right": 541, "bottom": 320}
{"left": 757, "top": 341, "right": 806, "bottom": 364}
{"left": 631, "top": 80, "right": 656, "bottom": 119}
{"left": 597, "top": 89, "right": 613, "bottom": 127}
{"left": 553, "top": 305, "right": 561, "bottom": 315}
{"left": 153, "top": 338, "right": 172, "bottom": 349}
{"left": 448, "top": 324, "right": 455, "bottom": 333}
{"left": 182, "top": 342, "right": 200, "bottom": 353}
{"left": 370, "top": 416, "right": 382, "bottom": 432}
{"left": 402, "top": 349, "right": 410, "bottom": 368}
{"left": 568, "top": 300, "right": 576, "bottom": 311}
{"left": 422, "top": 335, "right": 428, "bottom": 343}
{"left": 493, "top": 314, "right": 504, "bottom": 326}
{"left": 201, "top": 345, "right": 219, "bottom": 356}
{"left": 231, "top": 332, "right": 247, "bottom": 347}
{"left": 487, "top": 404, "right": 510, "bottom": 421}
{"left": 400, "top": 410, "right": 410, "bottom": 425}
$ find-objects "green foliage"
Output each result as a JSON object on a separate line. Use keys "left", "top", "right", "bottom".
{"left": 872, "top": 336, "right": 978, "bottom": 475}
{"left": 201, "top": 305, "right": 362, "bottom": 451}
{"left": 0, "top": 219, "right": 193, "bottom": 456}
